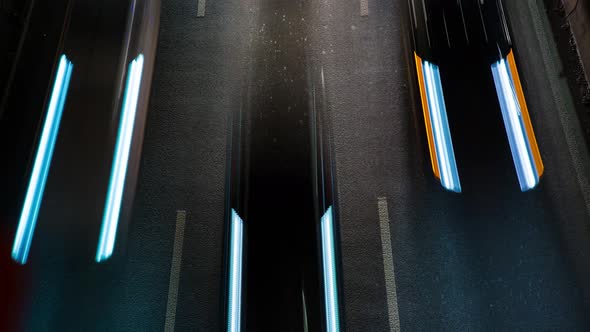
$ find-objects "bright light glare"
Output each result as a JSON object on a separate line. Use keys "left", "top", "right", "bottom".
{"left": 12, "top": 55, "right": 73, "bottom": 264}
{"left": 321, "top": 206, "right": 340, "bottom": 332}
{"left": 491, "top": 58, "right": 539, "bottom": 191}
{"left": 227, "top": 209, "right": 244, "bottom": 332}
{"left": 422, "top": 60, "right": 461, "bottom": 193}
{"left": 96, "top": 54, "right": 144, "bottom": 262}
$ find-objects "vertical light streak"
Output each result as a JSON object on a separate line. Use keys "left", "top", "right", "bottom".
{"left": 96, "top": 54, "right": 144, "bottom": 262}
{"left": 491, "top": 58, "right": 539, "bottom": 191}
{"left": 227, "top": 209, "right": 244, "bottom": 332}
{"left": 422, "top": 60, "right": 462, "bottom": 193}
{"left": 12, "top": 55, "right": 73, "bottom": 264}
{"left": 321, "top": 206, "right": 340, "bottom": 332}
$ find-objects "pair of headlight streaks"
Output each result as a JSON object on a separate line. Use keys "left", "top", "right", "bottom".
{"left": 226, "top": 208, "right": 339, "bottom": 332}
{"left": 414, "top": 50, "right": 544, "bottom": 193}
{"left": 11, "top": 53, "right": 145, "bottom": 264}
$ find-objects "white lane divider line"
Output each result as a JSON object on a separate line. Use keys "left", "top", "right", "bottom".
{"left": 165, "top": 210, "right": 188, "bottom": 332}
{"left": 378, "top": 197, "right": 401, "bottom": 332}
{"left": 360, "top": 0, "right": 369, "bottom": 17}
{"left": 197, "top": 0, "right": 206, "bottom": 17}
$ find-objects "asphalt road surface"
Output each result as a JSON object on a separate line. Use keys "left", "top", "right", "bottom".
{"left": 3, "top": 0, "right": 590, "bottom": 330}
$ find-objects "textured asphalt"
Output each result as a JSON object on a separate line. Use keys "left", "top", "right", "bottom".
{"left": 3, "top": 0, "right": 590, "bottom": 330}
{"left": 135, "top": 0, "right": 590, "bottom": 330}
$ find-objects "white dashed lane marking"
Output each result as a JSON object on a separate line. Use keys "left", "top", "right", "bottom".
{"left": 165, "top": 210, "right": 188, "bottom": 332}
{"left": 378, "top": 197, "right": 401, "bottom": 332}
{"left": 197, "top": 0, "right": 206, "bottom": 17}
{"left": 360, "top": 0, "right": 369, "bottom": 17}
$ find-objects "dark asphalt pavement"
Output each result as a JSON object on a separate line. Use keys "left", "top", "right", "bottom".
{"left": 2, "top": 0, "right": 590, "bottom": 330}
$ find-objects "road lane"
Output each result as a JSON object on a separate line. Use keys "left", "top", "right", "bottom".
{"left": 232, "top": 0, "right": 326, "bottom": 329}
{"left": 310, "top": 0, "right": 590, "bottom": 329}
{"left": 118, "top": 0, "right": 253, "bottom": 329}
{"left": 3, "top": 0, "right": 248, "bottom": 330}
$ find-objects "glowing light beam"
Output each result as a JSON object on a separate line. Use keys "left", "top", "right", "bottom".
{"left": 321, "top": 206, "right": 340, "bottom": 332}
{"left": 96, "top": 54, "right": 144, "bottom": 262}
{"left": 12, "top": 55, "right": 73, "bottom": 264}
{"left": 491, "top": 57, "right": 540, "bottom": 191}
{"left": 421, "top": 60, "right": 461, "bottom": 193}
{"left": 227, "top": 209, "right": 244, "bottom": 332}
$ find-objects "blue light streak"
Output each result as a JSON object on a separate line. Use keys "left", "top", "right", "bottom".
{"left": 12, "top": 55, "right": 73, "bottom": 264}
{"left": 491, "top": 58, "right": 539, "bottom": 191}
{"left": 422, "top": 60, "right": 462, "bottom": 193}
{"left": 321, "top": 206, "right": 340, "bottom": 332}
{"left": 96, "top": 54, "right": 144, "bottom": 262}
{"left": 227, "top": 209, "right": 244, "bottom": 332}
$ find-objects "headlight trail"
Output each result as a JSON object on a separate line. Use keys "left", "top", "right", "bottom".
{"left": 96, "top": 54, "right": 144, "bottom": 262}
{"left": 227, "top": 209, "right": 244, "bottom": 332}
{"left": 12, "top": 55, "right": 73, "bottom": 264}
{"left": 415, "top": 54, "right": 461, "bottom": 193}
{"left": 321, "top": 206, "right": 340, "bottom": 332}
{"left": 491, "top": 52, "right": 543, "bottom": 191}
